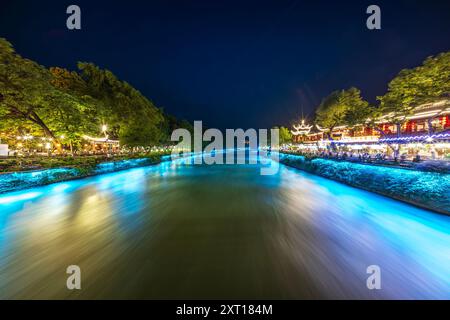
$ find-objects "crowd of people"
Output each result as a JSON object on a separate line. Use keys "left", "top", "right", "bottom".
{"left": 285, "top": 149, "right": 426, "bottom": 165}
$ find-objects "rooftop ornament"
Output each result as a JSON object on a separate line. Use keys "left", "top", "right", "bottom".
{"left": 291, "top": 120, "right": 313, "bottom": 136}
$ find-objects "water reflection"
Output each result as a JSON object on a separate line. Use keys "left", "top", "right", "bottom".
{"left": 0, "top": 152, "right": 449, "bottom": 299}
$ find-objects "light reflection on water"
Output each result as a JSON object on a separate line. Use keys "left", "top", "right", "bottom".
{"left": 0, "top": 151, "right": 449, "bottom": 299}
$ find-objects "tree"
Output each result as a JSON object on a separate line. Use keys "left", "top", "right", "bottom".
{"left": 0, "top": 38, "right": 61, "bottom": 141}
{"left": 315, "top": 87, "right": 369, "bottom": 138}
{"left": 49, "top": 67, "right": 102, "bottom": 151}
{"left": 0, "top": 38, "right": 97, "bottom": 153}
{"left": 378, "top": 52, "right": 450, "bottom": 134}
{"left": 53, "top": 62, "right": 167, "bottom": 147}
{"left": 158, "top": 110, "right": 194, "bottom": 144}
{"left": 271, "top": 126, "right": 293, "bottom": 145}
{"left": 342, "top": 91, "right": 372, "bottom": 128}
{"left": 374, "top": 52, "right": 450, "bottom": 159}
{"left": 76, "top": 62, "right": 164, "bottom": 147}
{"left": 315, "top": 90, "right": 342, "bottom": 134}
{"left": 1, "top": 38, "right": 188, "bottom": 151}
{"left": 279, "top": 126, "right": 292, "bottom": 144}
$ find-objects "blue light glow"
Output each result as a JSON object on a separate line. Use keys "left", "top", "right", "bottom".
{"left": 0, "top": 151, "right": 449, "bottom": 299}
{"left": 0, "top": 168, "right": 79, "bottom": 194}
{"left": 0, "top": 191, "right": 43, "bottom": 205}
{"left": 280, "top": 153, "right": 450, "bottom": 214}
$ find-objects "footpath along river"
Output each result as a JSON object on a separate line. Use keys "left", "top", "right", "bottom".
{"left": 0, "top": 151, "right": 449, "bottom": 299}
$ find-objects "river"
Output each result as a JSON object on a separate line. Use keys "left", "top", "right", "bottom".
{"left": 0, "top": 151, "right": 449, "bottom": 299}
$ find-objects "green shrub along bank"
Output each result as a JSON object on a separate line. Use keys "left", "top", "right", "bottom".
{"left": 0, "top": 153, "right": 170, "bottom": 194}
{"left": 280, "top": 153, "right": 450, "bottom": 215}
{"left": 0, "top": 152, "right": 170, "bottom": 173}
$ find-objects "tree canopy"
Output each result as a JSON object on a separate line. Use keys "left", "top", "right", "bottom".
{"left": 279, "top": 126, "right": 293, "bottom": 144}
{"left": 378, "top": 52, "right": 450, "bottom": 120}
{"left": 52, "top": 62, "right": 166, "bottom": 147}
{"left": 315, "top": 87, "right": 369, "bottom": 132}
{"left": 312, "top": 52, "right": 449, "bottom": 133}
{"left": 271, "top": 126, "right": 292, "bottom": 144}
{"left": 0, "top": 38, "right": 191, "bottom": 150}
{"left": 0, "top": 38, "right": 75, "bottom": 141}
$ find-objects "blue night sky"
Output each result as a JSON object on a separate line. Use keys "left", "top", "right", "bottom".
{"left": 1, "top": 0, "right": 450, "bottom": 129}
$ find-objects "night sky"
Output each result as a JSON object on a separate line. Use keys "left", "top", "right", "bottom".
{"left": 1, "top": 0, "right": 450, "bottom": 129}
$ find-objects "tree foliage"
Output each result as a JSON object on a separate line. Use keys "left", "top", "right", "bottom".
{"left": 0, "top": 38, "right": 67, "bottom": 141}
{"left": 378, "top": 52, "right": 450, "bottom": 119}
{"left": 51, "top": 64, "right": 163, "bottom": 147}
{"left": 278, "top": 126, "right": 292, "bottom": 144}
{"left": 315, "top": 87, "right": 369, "bottom": 131}
{"left": 159, "top": 111, "right": 194, "bottom": 143}
{"left": 0, "top": 38, "right": 190, "bottom": 150}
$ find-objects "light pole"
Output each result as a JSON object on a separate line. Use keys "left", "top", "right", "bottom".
{"left": 102, "top": 125, "right": 108, "bottom": 138}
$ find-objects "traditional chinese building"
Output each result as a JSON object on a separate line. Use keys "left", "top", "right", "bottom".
{"left": 290, "top": 100, "right": 450, "bottom": 159}
{"left": 376, "top": 100, "right": 450, "bottom": 143}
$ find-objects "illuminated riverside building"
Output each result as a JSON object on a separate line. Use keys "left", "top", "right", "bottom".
{"left": 82, "top": 135, "right": 120, "bottom": 153}
{"left": 291, "top": 100, "right": 450, "bottom": 160}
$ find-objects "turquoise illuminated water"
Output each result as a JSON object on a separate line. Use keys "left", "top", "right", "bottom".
{"left": 0, "top": 151, "right": 449, "bottom": 299}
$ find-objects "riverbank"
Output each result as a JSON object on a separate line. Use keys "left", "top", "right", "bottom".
{"left": 2, "top": 149, "right": 449, "bottom": 300}
{"left": 0, "top": 152, "right": 172, "bottom": 173}
{"left": 280, "top": 151, "right": 450, "bottom": 174}
{"left": 0, "top": 152, "right": 171, "bottom": 194}
{"left": 279, "top": 152, "right": 450, "bottom": 215}
{"left": 1, "top": 151, "right": 449, "bottom": 215}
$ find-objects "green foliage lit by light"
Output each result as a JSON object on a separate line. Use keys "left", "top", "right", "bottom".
{"left": 272, "top": 126, "right": 292, "bottom": 144}
{"left": 315, "top": 87, "right": 370, "bottom": 133}
{"left": 378, "top": 52, "right": 450, "bottom": 120}
{"left": 0, "top": 38, "right": 192, "bottom": 150}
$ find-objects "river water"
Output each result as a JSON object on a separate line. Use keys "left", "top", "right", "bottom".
{"left": 0, "top": 152, "right": 449, "bottom": 299}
